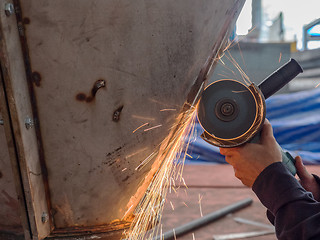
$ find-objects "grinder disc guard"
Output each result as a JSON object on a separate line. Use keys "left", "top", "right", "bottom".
{"left": 198, "top": 79, "right": 265, "bottom": 147}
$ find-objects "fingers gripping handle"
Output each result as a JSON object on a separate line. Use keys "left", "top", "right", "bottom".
{"left": 250, "top": 134, "right": 296, "bottom": 176}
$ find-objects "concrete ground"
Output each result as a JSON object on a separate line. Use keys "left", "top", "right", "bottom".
{"left": 160, "top": 164, "right": 320, "bottom": 240}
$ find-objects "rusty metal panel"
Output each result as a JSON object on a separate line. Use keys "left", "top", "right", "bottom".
{"left": 17, "top": 0, "right": 245, "bottom": 233}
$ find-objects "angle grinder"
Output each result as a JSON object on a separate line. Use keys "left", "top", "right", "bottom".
{"left": 197, "top": 58, "right": 303, "bottom": 175}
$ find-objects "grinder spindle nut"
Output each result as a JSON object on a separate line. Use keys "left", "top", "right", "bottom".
{"left": 215, "top": 98, "right": 239, "bottom": 122}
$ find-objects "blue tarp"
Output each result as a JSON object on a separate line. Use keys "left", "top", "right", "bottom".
{"left": 185, "top": 87, "right": 320, "bottom": 165}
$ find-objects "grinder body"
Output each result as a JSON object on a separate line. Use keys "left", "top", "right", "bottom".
{"left": 197, "top": 59, "right": 303, "bottom": 175}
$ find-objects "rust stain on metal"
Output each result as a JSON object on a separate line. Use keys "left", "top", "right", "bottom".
{"left": 23, "top": 17, "right": 30, "bottom": 25}
{"left": 91, "top": 79, "right": 105, "bottom": 97}
{"left": 75, "top": 93, "right": 86, "bottom": 101}
{"left": 75, "top": 79, "right": 106, "bottom": 103}
{"left": 31, "top": 71, "right": 41, "bottom": 87}
{"left": 112, "top": 105, "right": 124, "bottom": 122}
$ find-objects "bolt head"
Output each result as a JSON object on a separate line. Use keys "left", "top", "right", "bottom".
{"left": 4, "top": 3, "right": 14, "bottom": 17}
{"left": 25, "top": 117, "right": 34, "bottom": 130}
{"left": 41, "top": 212, "right": 48, "bottom": 223}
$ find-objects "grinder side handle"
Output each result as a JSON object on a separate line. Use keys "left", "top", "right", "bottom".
{"left": 258, "top": 58, "right": 303, "bottom": 99}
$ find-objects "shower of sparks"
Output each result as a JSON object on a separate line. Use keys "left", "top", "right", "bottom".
{"left": 124, "top": 105, "right": 197, "bottom": 240}
{"left": 133, "top": 123, "right": 149, "bottom": 133}
{"left": 124, "top": 33, "right": 260, "bottom": 240}
{"left": 144, "top": 124, "right": 163, "bottom": 132}
{"left": 225, "top": 50, "right": 251, "bottom": 85}
{"left": 237, "top": 41, "right": 247, "bottom": 71}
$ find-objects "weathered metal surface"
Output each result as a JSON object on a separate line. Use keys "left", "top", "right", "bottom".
{"left": 0, "top": 0, "right": 245, "bottom": 238}
{"left": 20, "top": 0, "right": 244, "bottom": 233}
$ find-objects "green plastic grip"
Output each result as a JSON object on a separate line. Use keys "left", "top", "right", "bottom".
{"left": 281, "top": 149, "right": 296, "bottom": 176}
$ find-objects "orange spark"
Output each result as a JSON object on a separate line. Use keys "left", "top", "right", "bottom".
{"left": 170, "top": 201, "right": 175, "bottom": 211}
{"left": 279, "top": 52, "right": 282, "bottom": 63}
{"left": 160, "top": 108, "right": 176, "bottom": 112}
{"left": 123, "top": 205, "right": 134, "bottom": 220}
{"left": 132, "top": 123, "right": 149, "bottom": 133}
{"left": 125, "top": 148, "right": 148, "bottom": 159}
{"left": 135, "top": 151, "right": 157, "bottom": 171}
{"left": 125, "top": 104, "right": 197, "bottom": 240}
{"left": 144, "top": 124, "right": 162, "bottom": 132}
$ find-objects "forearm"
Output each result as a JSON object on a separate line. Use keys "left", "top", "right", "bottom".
{"left": 253, "top": 162, "right": 320, "bottom": 239}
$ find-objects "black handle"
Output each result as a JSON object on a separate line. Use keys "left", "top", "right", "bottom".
{"left": 258, "top": 58, "right": 303, "bottom": 99}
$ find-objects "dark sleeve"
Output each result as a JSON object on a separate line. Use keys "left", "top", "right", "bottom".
{"left": 312, "top": 174, "right": 320, "bottom": 186}
{"left": 252, "top": 162, "right": 320, "bottom": 240}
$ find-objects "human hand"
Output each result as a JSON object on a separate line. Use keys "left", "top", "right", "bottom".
{"left": 220, "top": 119, "right": 282, "bottom": 187}
{"left": 295, "top": 156, "right": 320, "bottom": 201}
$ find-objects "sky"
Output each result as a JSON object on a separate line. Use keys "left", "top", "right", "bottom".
{"left": 236, "top": 0, "right": 320, "bottom": 49}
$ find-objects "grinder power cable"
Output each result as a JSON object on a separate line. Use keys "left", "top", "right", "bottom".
{"left": 197, "top": 58, "right": 303, "bottom": 175}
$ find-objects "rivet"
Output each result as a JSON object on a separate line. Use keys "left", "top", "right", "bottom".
{"left": 4, "top": 3, "right": 14, "bottom": 17}
{"left": 25, "top": 117, "right": 34, "bottom": 130}
{"left": 41, "top": 212, "right": 48, "bottom": 223}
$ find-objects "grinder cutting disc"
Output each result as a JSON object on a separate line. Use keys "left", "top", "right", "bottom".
{"left": 197, "top": 79, "right": 265, "bottom": 147}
